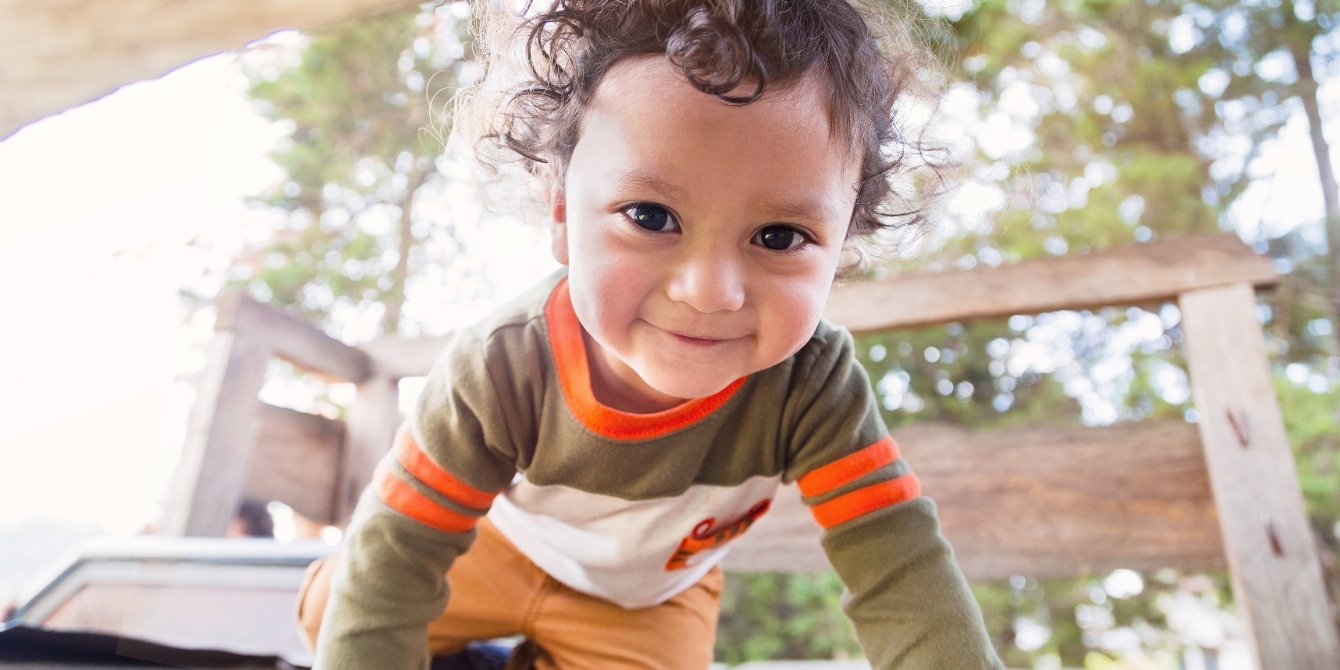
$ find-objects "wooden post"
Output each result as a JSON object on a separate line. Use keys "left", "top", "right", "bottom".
{"left": 335, "top": 376, "right": 401, "bottom": 525}
{"left": 1179, "top": 282, "right": 1340, "bottom": 668}
{"left": 158, "top": 329, "right": 271, "bottom": 537}
{"left": 2, "top": 0, "right": 424, "bottom": 138}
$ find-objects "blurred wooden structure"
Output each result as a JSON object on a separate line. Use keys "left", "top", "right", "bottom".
{"left": 156, "top": 296, "right": 451, "bottom": 536}
{"left": 0, "top": 0, "right": 423, "bottom": 139}
{"left": 161, "top": 232, "right": 1339, "bottom": 668}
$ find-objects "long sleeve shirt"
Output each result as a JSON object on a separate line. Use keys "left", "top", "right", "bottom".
{"left": 314, "top": 271, "right": 1002, "bottom": 669}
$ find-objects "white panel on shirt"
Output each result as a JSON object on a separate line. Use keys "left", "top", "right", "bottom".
{"left": 488, "top": 474, "right": 782, "bottom": 609}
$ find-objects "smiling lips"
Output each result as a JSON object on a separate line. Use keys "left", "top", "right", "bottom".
{"left": 670, "top": 332, "right": 726, "bottom": 346}
{"left": 654, "top": 323, "right": 740, "bottom": 347}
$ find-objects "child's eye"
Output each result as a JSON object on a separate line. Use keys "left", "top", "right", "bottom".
{"left": 754, "top": 225, "right": 808, "bottom": 251}
{"left": 623, "top": 203, "right": 679, "bottom": 233}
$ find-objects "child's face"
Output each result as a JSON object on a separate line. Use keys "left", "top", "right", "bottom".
{"left": 550, "top": 56, "right": 860, "bottom": 412}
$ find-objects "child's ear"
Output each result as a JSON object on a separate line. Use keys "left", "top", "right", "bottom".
{"left": 548, "top": 188, "right": 569, "bottom": 265}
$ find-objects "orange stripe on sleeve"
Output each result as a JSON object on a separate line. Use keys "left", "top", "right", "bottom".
{"left": 797, "top": 436, "right": 901, "bottom": 498}
{"left": 394, "top": 424, "right": 496, "bottom": 511}
{"left": 808, "top": 473, "right": 921, "bottom": 529}
{"left": 375, "top": 462, "right": 479, "bottom": 534}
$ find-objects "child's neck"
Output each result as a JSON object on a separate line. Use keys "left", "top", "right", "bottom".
{"left": 581, "top": 328, "right": 686, "bottom": 414}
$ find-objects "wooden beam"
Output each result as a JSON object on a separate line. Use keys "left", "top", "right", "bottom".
{"left": 826, "top": 233, "right": 1278, "bottom": 334}
{"left": 245, "top": 403, "right": 345, "bottom": 525}
{"left": 335, "top": 377, "right": 401, "bottom": 525}
{"left": 158, "top": 331, "right": 271, "bottom": 537}
{"left": 0, "top": 0, "right": 423, "bottom": 138}
{"left": 216, "top": 289, "right": 374, "bottom": 383}
{"left": 1179, "top": 283, "right": 1340, "bottom": 668}
{"left": 725, "top": 420, "right": 1224, "bottom": 581}
{"left": 358, "top": 334, "right": 454, "bottom": 379}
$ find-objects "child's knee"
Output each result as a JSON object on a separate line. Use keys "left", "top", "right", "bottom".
{"left": 295, "top": 553, "right": 341, "bottom": 651}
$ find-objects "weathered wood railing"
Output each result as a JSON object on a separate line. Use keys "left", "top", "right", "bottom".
{"left": 156, "top": 294, "right": 446, "bottom": 535}
{"left": 162, "top": 232, "right": 1340, "bottom": 668}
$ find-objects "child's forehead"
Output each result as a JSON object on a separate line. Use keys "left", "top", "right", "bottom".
{"left": 585, "top": 55, "right": 858, "bottom": 159}
{"left": 568, "top": 55, "right": 863, "bottom": 222}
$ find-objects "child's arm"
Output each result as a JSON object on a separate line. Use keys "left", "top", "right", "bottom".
{"left": 313, "top": 329, "right": 520, "bottom": 669}
{"left": 819, "top": 497, "right": 1001, "bottom": 668}
{"left": 786, "top": 327, "right": 1002, "bottom": 669}
{"left": 314, "top": 492, "right": 476, "bottom": 669}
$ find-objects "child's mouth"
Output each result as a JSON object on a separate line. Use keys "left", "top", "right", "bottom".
{"left": 667, "top": 330, "right": 727, "bottom": 346}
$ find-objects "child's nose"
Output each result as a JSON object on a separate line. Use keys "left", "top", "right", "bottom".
{"left": 665, "top": 252, "right": 746, "bottom": 313}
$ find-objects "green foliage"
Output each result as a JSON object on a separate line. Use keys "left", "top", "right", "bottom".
{"left": 715, "top": 573, "right": 863, "bottom": 663}
{"left": 230, "top": 1, "right": 480, "bottom": 338}
{"left": 1278, "top": 375, "right": 1340, "bottom": 523}
{"left": 948, "top": 0, "right": 1222, "bottom": 257}
{"left": 973, "top": 570, "right": 1240, "bottom": 667}
{"left": 873, "top": 0, "right": 1340, "bottom": 665}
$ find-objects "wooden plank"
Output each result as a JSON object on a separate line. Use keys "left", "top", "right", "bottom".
{"left": 158, "top": 331, "right": 271, "bottom": 537}
{"left": 0, "top": 0, "right": 422, "bottom": 138}
{"left": 1179, "top": 283, "right": 1340, "bottom": 669}
{"left": 725, "top": 420, "right": 1224, "bottom": 580}
{"left": 216, "top": 289, "right": 374, "bottom": 383}
{"left": 826, "top": 233, "right": 1277, "bottom": 334}
{"left": 358, "top": 333, "right": 455, "bottom": 379}
{"left": 334, "top": 377, "right": 401, "bottom": 525}
{"left": 244, "top": 403, "right": 345, "bottom": 525}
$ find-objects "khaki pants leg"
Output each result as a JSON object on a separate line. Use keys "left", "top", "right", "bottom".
{"left": 296, "top": 517, "right": 721, "bottom": 668}
{"left": 296, "top": 552, "right": 337, "bottom": 653}
{"left": 526, "top": 565, "right": 722, "bottom": 670}
{"left": 297, "top": 518, "right": 532, "bottom": 655}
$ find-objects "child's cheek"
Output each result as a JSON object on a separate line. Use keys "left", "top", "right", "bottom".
{"left": 774, "top": 275, "right": 833, "bottom": 351}
{"left": 569, "top": 252, "right": 650, "bottom": 328}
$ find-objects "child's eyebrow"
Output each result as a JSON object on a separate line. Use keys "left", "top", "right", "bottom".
{"left": 611, "top": 170, "right": 688, "bottom": 203}
{"left": 761, "top": 199, "right": 844, "bottom": 226}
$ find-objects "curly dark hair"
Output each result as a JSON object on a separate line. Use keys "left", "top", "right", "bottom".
{"left": 464, "top": 0, "right": 947, "bottom": 247}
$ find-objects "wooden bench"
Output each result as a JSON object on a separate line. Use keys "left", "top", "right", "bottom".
{"left": 160, "top": 232, "right": 1340, "bottom": 668}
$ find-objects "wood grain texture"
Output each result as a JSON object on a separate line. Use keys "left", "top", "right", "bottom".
{"left": 359, "top": 333, "right": 455, "bottom": 379}
{"left": 158, "top": 331, "right": 270, "bottom": 537}
{"left": 0, "top": 0, "right": 422, "bottom": 137}
{"left": 1179, "top": 283, "right": 1340, "bottom": 669}
{"left": 245, "top": 403, "right": 345, "bottom": 525}
{"left": 725, "top": 421, "right": 1224, "bottom": 580}
{"left": 826, "top": 233, "right": 1277, "bottom": 334}
{"left": 216, "top": 290, "right": 374, "bottom": 384}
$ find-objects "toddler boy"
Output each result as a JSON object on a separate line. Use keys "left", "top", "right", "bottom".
{"left": 299, "top": 1, "right": 1004, "bottom": 668}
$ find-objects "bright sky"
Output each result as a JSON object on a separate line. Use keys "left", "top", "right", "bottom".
{"left": 0, "top": 56, "right": 284, "bottom": 533}
{"left": 0, "top": 40, "right": 1333, "bottom": 538}
{"left": 0, "top": 52, "right": 559, "bottom": 537}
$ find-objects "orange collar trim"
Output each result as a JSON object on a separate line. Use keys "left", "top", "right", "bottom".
{"left": 545, "top": 278, "right": 745, "bottom": 441}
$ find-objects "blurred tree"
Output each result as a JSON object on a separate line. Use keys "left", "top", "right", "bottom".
{"left": 1201, "top": 0, "right": 1340, "bottom": 350}
{"left": 232, "top": 0, "right": 481, "bottom": 340}
{"left": 885, "top": 0, "right": 1340, "bottom": 665}
{"left": 715, "top": 573, "right": 862, "bottom": 663}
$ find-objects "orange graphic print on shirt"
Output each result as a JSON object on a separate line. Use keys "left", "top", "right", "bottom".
{"left": 665, "top": 499, "right": 772, "bottom": 571}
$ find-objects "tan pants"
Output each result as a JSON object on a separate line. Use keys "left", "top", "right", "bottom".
{"left": 297, "top": 518, "right": 723, "bottom": 669}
